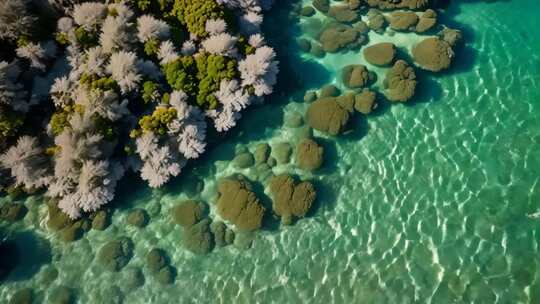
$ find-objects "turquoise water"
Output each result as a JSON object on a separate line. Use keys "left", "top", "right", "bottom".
{"left": 2, "top": 0, "right": 540, "bottom": 303}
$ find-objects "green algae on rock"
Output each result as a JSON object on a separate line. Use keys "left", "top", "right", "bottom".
{"left": 385, "top": 60, "right": 418, "bottom": 102}
{"left": 126, "top": 209, "right": 149, "bottom": 228}
{"left": 296, "top": 139, "right": 324, "bottom": 171}
{"left": 90, "top": 210, "right": 110, "bottom": 231}
{"left": 412, "top": 37, "right": 455, "bottom": 72}
{"left": 364, "top": 42, "right": 397, "bottom": 67}
{"left": 216, "top": 178, "right": 265, "bottom": 231}
{"left": 233, "top": 152, "right": 255, "bottom": 169}
{"left": 172, "top": 200, "right": 206, "bottom": 228}
{"left": 388, "top": 11, "right": 419, "bottom": 31}
{"left": 268, "top": 175, "right": 317, "bottom": 225}
{"left": 97, "top": 237, "right": 134, "bottom": 272}
{"left": 183, "top": 218, "right": 213, "bottom": 255}
{"left": 354, "top": 89, "right": 378, "bottom": 114}
{"left": 306, "top": 97, "right": 350, "bottom": 135}
{"left": 342, "top": 64, "right": 376, "bottom": 89}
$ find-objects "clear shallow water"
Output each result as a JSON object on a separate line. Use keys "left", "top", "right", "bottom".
{"left": 2, "top": 0, "right": 540, "bottom": 303}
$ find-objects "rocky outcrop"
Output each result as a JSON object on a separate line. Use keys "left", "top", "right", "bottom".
{"left": 328, "top": 5, "right": 360, "bottom": 23}
{"left": 342, "top": 64, "right": 376, "bottom": 89}
{"left": 306, "top": 97, "right": 351, "bottom": 135}
{"left": 416, "top": 9, "right": 437, "bottom": 33}
{"left": 364, "top": 42, "right": 396, "bottom": 66}
{"left": 388, "top": 11, "right": 419, "bottom": 31}
{"left": 354, "top": 89, "right": 378, "bottom": 114}
{"left": 296, "top": 139, "right": 324, "bottom": 171}
{"left": 385, "top": 60, "right": 417, "bottom": 102}
{"left": 319, "top": 23, "right": 366, "bottom": 53}
{"left": 268, "top": 175, "right": 317, "bottom": 225}
{"left": 216, "top": 178, "right": 265, "bottom": 231}
{"left": 367, "top": 9, "right": 387, "bottom": 33}
{"left": 412, "top": 37, "right": 454, "bottom": 72}
{"left": 172, "top": 200, "right": 205, "bottom": 228}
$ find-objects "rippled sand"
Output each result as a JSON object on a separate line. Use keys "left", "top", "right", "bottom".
{"left": 2, "top": 0, "right": 540, "bottom": 303}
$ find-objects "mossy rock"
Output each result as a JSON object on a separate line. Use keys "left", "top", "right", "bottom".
{"left": 296, "top": 138, "right": 324, "bottom": 171}
{"left": 210, "top": 221, "right": 227, "bottom": 247}
{"left": 388, "top": 11, "right": 419, "bottom": 31}
{"left": 233, "top": 152, "right": 255, "bottom": 169}
{"left": 319, "top": 23, "right": 359, "bottom": 53}
{"left": 91, "top": 210, "right": 110, "bottom": 231}
{"left": 47, "top": 203, "right": 73, "bottom": 231}
{"left": 312, "top": 0, "right": 329, "bottom": 13}
{"left": 342, "top": 64, "right": 376, "bottom": 89}
{"left": 336, "top": 93, "right": 356, "bottom": 113}
{"left": 60, "top": 223, "right": 84, "bottom": 243}
{"left": 0, "top": 203, "right": 27, "bottom": 222}
{"left": 48, "top": 286, "right": 74, "bottom": 304}
{"left": 10, "top": 288, "right": 33, "bottom": 304}
{"left": 416, "top": 10, "right": 437, "bottom": 33}
{"left": 184, "top": 219, "right": 213, "bottom": 254}
{"left": 97, "top": 237, "right": 134, "bottom": 272}
{"left": 412, "top": 37, "right": 454, "bottom": 72}
{"left": 297, "top": 38, "right": 312, "bottom": 52}
{"left": 156, "top": 266, "right": 175, "bottom": 285}
{"left": 385, "top": 60, "right": 417, "bottom": 102}
{"left": 284, "top": 111, "right": 304, "bottom": 128}
{"left": 300, "top": 6, "right": 316, "bottom": 17}
{"left": 354, "top": 89, "right": 377, "bottom": 114}
{"left": 328, "top": 5, "right": 359, "bottom": 23}
{"left": 172, "top": 200, "right": 205, "bottom": 228}
{"left": 216, "top": 178, "right": 265, "bottom": 231}
{"left": 124, "top": 267, "right": 145, "bottom": 289}
{"left": 367, "top": 10, "right": 386, "bottom": 33}
{"left": 364, "top": 42, "right": 396, "bottom": 67}
{"left": 147, "top": 248, "right": 167, "bottom": 273}
{"left": 268, "top": 175, "right": 317, "bottom": 225}
{"left": 320, "top": 84, "right": 340, "bottom": 98}
{"left": 273, "top": 142, "right": 292, "bottom": 164}
{"left": 254, "top": 143, "right": 271, "bottom": 164}
{"left": 233, "top": 232, "right": 254, "bottom": 250}
{"left": 306, "top": 97, "right": 350, "bottom": 135}
{"left": 127, "top": 209, "right": 149, "bottom": 228}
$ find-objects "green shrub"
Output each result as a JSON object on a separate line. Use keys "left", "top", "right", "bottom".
{"left": 173, "top": 0, "right": 227, "bottom": 37}
{"left": 75, "top": 26, "right": 98, "bottom": 49}
{"left": 0, "top": 109, "right": 24, "bottom": 139}
{"left": 163, "top": 56, "right": 198, "bottom": 96}
{"left": 144, "top": 38, "right": 160, "bottom": 56}
{"left": 138, "top": 107, "right": 178, "bottom": 135}
{"left": 50, "top": 111, "right": 70, "bottom": 136}
{"left": 195, "top": 54, "right": 237, "bottom": 109}
{"left": 142, "top": 81, "right": 161, "bottom": 104}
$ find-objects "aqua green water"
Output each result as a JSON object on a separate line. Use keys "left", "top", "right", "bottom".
{"left": 2, "top": 1, "right": 540, "bottom": 303}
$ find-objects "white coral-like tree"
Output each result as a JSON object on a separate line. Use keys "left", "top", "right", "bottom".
{"left": 137, "top": 15, "right": 170, "bottom": 43}
{"left": 238, "top": 46, "right": 279, "bottom": 96}
{"left": 107, "top": 51, "right": 142, "bottom": 94}
{"left": 0, "top": 0, "right": 36, "bottom": 41}
{"left": 0, "top": 136, "right": 52, "bottom": 190}
{"left": 136, "top": 133, "right": 184, "bottom": 188}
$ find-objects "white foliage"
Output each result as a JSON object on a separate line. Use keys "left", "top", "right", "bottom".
{"left": 136, "top": 133, "right": 184, "bottom": 188}
{"left": 201, "top": 33, "right": 237, "bottom": 56}
{"left": 72, "top": 2, "right": 107, "bottom": 31}
{"left": 16, "top": 42, "right": 47, "bottom": 71}
{"left": 75, "top": 87, "right": 128, "bottom": 121}
{"left": 100, "top": 15, "right": 134, "bottom": 54}
{"left": 205, "top": 19, "right": 227, "bottom": 36}
{"left": 137, "top": 15, "right": 170, "bottom": 43}
{"left": 107, "top": 51, "right": 141, "bottom": 94}
{"left": 107, "top": 2, "right": 134, "bottom": 21}
{"left": 50, "top": 76, "right": 72, "bottom": 107}
{"left": 238, "top": 46, "right": 279, "bottom": 96}
{"left": 0, "top": 61, "right": 29, "bottom": 112}
{"left": 214, "top": 79, "right": 251, "bottom": 112}
{"left": 0, "top": 136, "right": 51, "bottom": 190}
{"left": 57, "top": 17, "right": 75, "bottom": 33}
{"left": 166, "top": 94, "right": 207, "bottom": 159}
{"left": 206, "top": 108, "right": 240, "bottom": 132}
{"left": 157, "top": 40, "right": 179, "bottom": 65}
{"left": 84, "top": 46, "right": 108, "bottom": 76}
{"left": 239, "top": 12, "right": 263, "bottom": 35}
{"left": 180, "top": 40, "right": 197, "bottom": 56}
{"left": 248, "top": 34, "right": 265, "bottom": 48}
{"left": 0, "top": 0, "right": 36, "bottom": 41}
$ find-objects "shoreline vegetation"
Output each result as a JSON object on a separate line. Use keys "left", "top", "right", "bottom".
{"left": 0, "top": 0, "right": 473, "bottom": 301}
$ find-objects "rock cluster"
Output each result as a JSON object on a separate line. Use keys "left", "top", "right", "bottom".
{"left": 342, "top": 65, "right": 376, "bottom": 89}
{"left": 412, "top": 37, "right": 454, "bottom": 72}
{"left": 268, "top": 175, "right": 317, "bottom": 225}
{"left": 216, "top": 177, "right": 265, "bottom": 231}
{"left": 385, "top": 60, "right": 417, "bottom": 102}
{"left": 296, "top": 139, "right": 324, "bottom": 171}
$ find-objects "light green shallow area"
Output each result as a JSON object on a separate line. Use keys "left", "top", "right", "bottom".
{"left": 1, "top": 0, "right": 540, "bottom": 303}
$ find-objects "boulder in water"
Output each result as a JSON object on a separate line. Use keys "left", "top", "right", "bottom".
{"left": 389, "top": 11, "right": 419, "bottom": 31}
{"left": 385, "top": 60, "right": 417, "bottom": 102}
{"left": 216, "top": 178, "right": 265, "bottom": 231}
{"left": 296, "top": 138, "right": 324, "bottom": 171}
{"left": 183, "top": 219, "right": 213, "bottom": 254}
{"left": 412, "top": 37, "right": 454, "bottom": 72}
{"left": 172, "top": 200, "right": 205, "bottom": 228}
{"left": 364, "top": 42, "right": 396, "bottom": 66}
{"left": 97, "top": 237, "right": 134, "bottom": 272}
{"left": 342, "top": 64, "right": 376, "bottom": 88}
{"left": 306, "top": 97, "right": 350, "bottom": 135}
{"left": 268, "top": 175, "right": 317, "bottom": 225}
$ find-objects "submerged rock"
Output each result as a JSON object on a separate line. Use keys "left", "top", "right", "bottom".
{"left": 254, "top": 143, "right": 271, "bottom": 164}
{"left": 304, "top": 91, "right": 318, "bottom": 103}
{"left": 284, "top": 111, "right": 304, "bottom": 128}
{"left": 313, "top": 0, "right": 330, "bottom": 13}
{"left": 364, "top": 42, "right": 396, "bottom": 66}
{"left": 97, "top": 237, "right": 134, "bottom": 272}
{"left": 389, "top": 11, "right": 419, "bottom": 31}
{"left": 273, "top": 142, "right": 292, "bottom": 164}
{"left": 297, "top": 38, "right": 312, "bottom": 52}
{"left": 412, "top": 37, "right": 454, "bottom": 72}
{"left": 268, "top": 175, "right": 317, "bottom": 225}
{"left": 48, "top": 286, "right": 74, "bottom": 304}
{"left": 300, "top": 6, "right": 316, "bottom": 17}
{"left": 354, "top": 89, "right": 377, "bottom": 114}
{"left": 10, "top": 288, "right": 33, "bottom": 304}
{"left": 385, "top": 60, "right": 417, "bottom": 102}
{"left": 216, "top": 178, "right": 265, "bottom": 231}
{"left": 337, "top": 93, "right": 356, "bottom": 113}
{"left": 124, "top": 267, "right": 145, "bottom": 289}
{"left": 306, "top": 97, "right": 350, "bottom": 135}
{"left": 296, "top": 138, "right": 324, "bottom": 171}
{"left": 233, "top": 152, "right": 255, "bottom": 169}
{"left": 0, "top": 203, "right": 27, "bottom": 222}
{"left": 310, "top": 43, "right": 326, "bottom": 58}
{"left": 47, "top": 202, "right": 73, "bottom": 231}
{"left": 320, "top": 84, "right": 340, "bottom": 98}
{"left": 365, "top": 0, "right": 431, "bottom": 10}
{"left": 127, "top": 209, "right": 149, "bottom": 228}
{"left": 342, "top": 64, "right": 376, "bottom": 89}
{"left": 147, "top": 248, "right": 167, "bottom": 273}
{"left": 156, "top": 266, "right": 175, "bottom": 285}
{"left": 367, "top": 9, "right": 386, "bottom": 33}
{"left": 183, "top": 219, "right": 213, "bottom": 254}
{"left": 328, "top": 5, "right": 360, "bottom": 23}
{"left": 91, "top": 210, "right": 110, "bottom": 231}
{"left": 319, "top": 23, "right": 360, "bottom": 53}
{"left": 172, "top": 200, "right": 205, "bottom": 228}
{"left": 439, "top": 27, "right": 463, "bottom": 47}
{"left": 416, "top": 9, "right": 437, "bottom": 33}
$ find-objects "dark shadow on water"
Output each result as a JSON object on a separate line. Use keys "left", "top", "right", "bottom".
{"left": 0, "top": 230, "right": 52, "bottom": 282}
{"left": 313, "top": 137, "right": 339, "bottom": 176}
{"left": 406, "top": 72, "right": 444, "bottom": 106}
{"left": 307, "top": 178, "right": 339, "bottom": 216}
{"left": 341, "top": 114, "right": 370, "bottom": 142}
